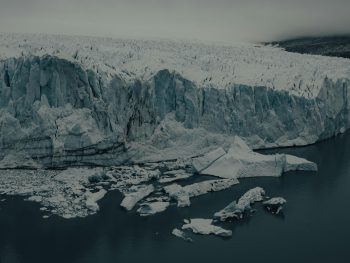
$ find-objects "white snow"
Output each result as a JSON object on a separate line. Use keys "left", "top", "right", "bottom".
{"left": 182, "top": 218, "right": 232, "bottom": 237}
{"left": 1, "top": 33, "right": 349, "bottom": 99}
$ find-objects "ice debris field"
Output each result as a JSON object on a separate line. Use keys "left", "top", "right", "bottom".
{"left": 0, "top": 137, "right": 313, "bottom": 241}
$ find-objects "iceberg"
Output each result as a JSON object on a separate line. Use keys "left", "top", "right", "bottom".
{"left": 214, "top": 187, "right": 265, "bottom": 221}
{"left": 172, "top": 228, "right": 193, "bottom": 242}
{"left": 164, "top": 178, "right": 239, "bottom": 207}
{"left": 120, "top": 185, "right": 155, "bottom": 211}
{"left": 263, "top": 197, "right": 287, "bottom": 214}
{"left": 200, "top": 137, "right": 317, "bottom": 179}
{"left": 0, "top": 150, "right": 41, "bottom": 169}
{"left": 284, "top": 155, "right": 318, "bottom": 172}
{"left": 182, "top": 218, "right": 232, "bottom": 237}
{"left": 85, "top": 189, "right": 107, "bottom": 212}
{"left": 137, "top": 201, "right": 170, "bottom": 216}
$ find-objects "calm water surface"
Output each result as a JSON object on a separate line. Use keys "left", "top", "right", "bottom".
{"left": 1, "top": 133, "right": 350, "bottom": 263}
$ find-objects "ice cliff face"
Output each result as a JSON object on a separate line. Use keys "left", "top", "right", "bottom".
{"left": 0, "top": 34, "right": 350, "bottom": 168}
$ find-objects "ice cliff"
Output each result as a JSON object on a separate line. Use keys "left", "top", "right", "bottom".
{"left": 1, "top": 33, "right": 350, "bottom": 168}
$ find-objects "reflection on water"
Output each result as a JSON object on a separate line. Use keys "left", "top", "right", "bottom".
{"left": 1, "top": 133, "right": 350, "bottom": 263}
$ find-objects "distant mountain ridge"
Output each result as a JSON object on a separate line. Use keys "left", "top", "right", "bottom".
{"left": 270, "top": 36, "right": 350, "bottom": 59}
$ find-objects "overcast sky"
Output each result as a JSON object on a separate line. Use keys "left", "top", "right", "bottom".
{"left": 1, "top": 0, "right": 350, "bottom": 43}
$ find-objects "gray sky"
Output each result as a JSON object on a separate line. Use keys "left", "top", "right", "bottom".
{"left": 1, "top": 0, "right": 350, "bottom": 43}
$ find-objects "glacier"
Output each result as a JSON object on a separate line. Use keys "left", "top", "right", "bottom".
{"left": 0, "top": 33, "right": 343, "bottom": 245}
{"left": 0, "top": 34, "right": 350, "bottom": 168}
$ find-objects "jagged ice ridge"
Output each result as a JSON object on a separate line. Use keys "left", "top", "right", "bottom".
{"left": 0, "top": 33, "right": 350, "bottom": 167}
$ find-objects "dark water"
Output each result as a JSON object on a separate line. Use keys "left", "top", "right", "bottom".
{"left": 1, "top": 134, "right": 350, "bottom": 263}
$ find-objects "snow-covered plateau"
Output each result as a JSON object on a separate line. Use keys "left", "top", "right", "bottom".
{"left": 0, "top": 33, "right": 350, "bottom": 168}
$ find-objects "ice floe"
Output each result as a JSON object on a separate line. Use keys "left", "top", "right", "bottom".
{"left": 164, "top": 178, "right": 239, "bottom": 207}
{"left": 214, "top": 187, "right": 265, "bottom": 221}
{"left": 137, "top": 201, "right": 170, "bottom": 216}
{"left": 172, "top": 228, "right": 193, "bottom": 242}
{"left": 120, "top": 184, "right": 155, "bottom": 211}
{"left": 263, "top": 197, "right": 287, "bottom": 215}
{"left": 284, "top": 155, "right": 318, "bottom": 172}
{"left": 198, "top": 137, "right": 317, "bottom": 179}
{"left": 182, "top": 219, "right": 232, "bottom": 237}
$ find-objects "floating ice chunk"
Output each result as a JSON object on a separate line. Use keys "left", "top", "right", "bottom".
{"left": 120, "top": 184, "right": 155, "bottom": 211}
{"left": 214, "top": 187, "right": 265, "bottom": 221}
{"left": 284, "top": 155, "right": 318, "bottom": 172}
{"left": 201, "top": 137, "right": 316, "bottom": 179}
{"left": 201, "top": 137, "right": 285, "bottom": 178}
{"left": 192, "top": 148, "right": 226, "bottom": 173}
{"left": 137, "top": 201, "right": 170, "bottom": 216}
{"left": 182, "top": 218, "right": 232, "bottom": 237}
{"left": 163, "top": 184, "right": 190, "bottom": 207}
{"left": 238, "top": 187, "right": 265, "bottom": 207}
{"left": 182, "top": 178, "right": 239, "bottom": 196}
{"left": 263, "top": 197, "right": 287, "bottom": 214}
{"left": 172, "top": 228, "right": 193, "bottom": 242}
{"left": 85, "top": 189, "right": 107, "bottom": 212}
{"left": 164, "top": 178, "right": 238, "bottom": 207}
{"left": 158, "top": 170, "right": 192, "bottom": 184}
{"left": 27, "top": 195, "right": 43, "bottom": 203}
